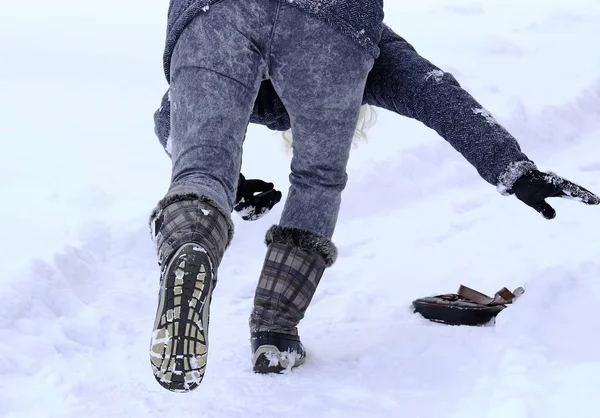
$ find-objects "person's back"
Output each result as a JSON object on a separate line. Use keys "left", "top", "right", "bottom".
{"left": 149, "top": 0, "right": 385, "bottom": 393}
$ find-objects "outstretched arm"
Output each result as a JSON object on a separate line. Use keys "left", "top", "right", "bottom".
{"left": 363, "top": 25, "right": 598, "bottom": 217}
{"left": 364, "top": 25, "right": 534, "bottom": 190}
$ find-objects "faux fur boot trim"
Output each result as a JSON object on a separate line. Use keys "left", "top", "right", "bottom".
{"left": 496, "top": 160, "right": 537, "bottom": 196}
{"left": 149, "top": 192, "right": 234, "bottom": 247}
{"left": 265, "top": 225, "right": 338, "bottom": 267}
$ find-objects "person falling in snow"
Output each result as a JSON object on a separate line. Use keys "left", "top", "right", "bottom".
{"left": 149, "top": 4, "right": 599, "bottom": 393}
{"left": 149, "top": 0, "right": 385, "bottom": 392}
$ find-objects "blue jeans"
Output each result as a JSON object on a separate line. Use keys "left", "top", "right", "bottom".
{"left": 167, "top": 0, "right": 375, "bottom": 239}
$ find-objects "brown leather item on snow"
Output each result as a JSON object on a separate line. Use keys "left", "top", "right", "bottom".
{"left": 412, "top": 285, "right": 525, "bottom": 326}
{"left": 457, "top": 285, "right": 525, "bottom": 306}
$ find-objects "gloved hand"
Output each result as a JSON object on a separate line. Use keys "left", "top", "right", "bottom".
{"left": 510, "top": 169, "right": 599, "bottom": 219}
{"left": 234, "top": 174, "right": 282, "bottom": 221}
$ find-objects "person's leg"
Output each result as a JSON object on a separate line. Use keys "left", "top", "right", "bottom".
{"left": 249, "top": 2, "right": 376, "bottom": 372}
{"left": 269, "top": 10, "right": 376, "bottom": 240}
{"left": 149, "top": 1, "right": 273, "bottom": 392}
{"left": 167, "top": 6, "right": 272, "bottom": 213}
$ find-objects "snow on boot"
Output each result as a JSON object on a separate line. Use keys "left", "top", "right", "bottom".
{"left": 148, "top": 194, "right": 232, "bottom": 392}
{"left": 251, "top": 331, "right": 306, "bottom": 374}
{"left": 249, "top": 225, "right": 336, "bottom": 373}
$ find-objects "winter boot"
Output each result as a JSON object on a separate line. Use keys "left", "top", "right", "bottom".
{"left": 251, "top": 331, "right": 306, "bottom": 374}
{"left": 148, "top": 194, "right": 232, "bottom": 392}
{"left": 249, "top": 226, "right": 336, "bottom": 373}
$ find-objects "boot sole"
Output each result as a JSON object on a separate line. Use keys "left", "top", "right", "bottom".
{"left": 150, "top": 243, "right": 214, "bottom": 392}
{"left": 252, "top": 345, "right": 305, "bottom": 374}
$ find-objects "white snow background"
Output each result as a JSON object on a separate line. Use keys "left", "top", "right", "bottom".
{"left": 1, "top": 0, "right": 600, "bottom": 417}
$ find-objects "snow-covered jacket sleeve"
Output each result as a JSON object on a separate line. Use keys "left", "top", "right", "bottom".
{"left": 364, "top": 25, "right": 536, "bottom": 189}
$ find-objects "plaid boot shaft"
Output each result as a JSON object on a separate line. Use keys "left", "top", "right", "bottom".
{"left": 250, "top": 241, "right": 327, "bottom": 335}
{"left": 150, "top": 195, "right": 231, "bottom": 270}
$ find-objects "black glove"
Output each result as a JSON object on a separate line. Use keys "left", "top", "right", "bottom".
{"left": 509, "top": 169, "right": 599, "bottom": 219}
{"left": 234, "top": 174, "right": 282, "bottom": 221}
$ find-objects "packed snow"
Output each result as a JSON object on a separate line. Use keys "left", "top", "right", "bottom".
{"left": 1, "top": 0, "right": 599, "bottom": 417}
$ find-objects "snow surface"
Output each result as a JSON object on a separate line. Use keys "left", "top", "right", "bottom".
{"left": 1, "top": 0, "right": 600, "bottom": 417}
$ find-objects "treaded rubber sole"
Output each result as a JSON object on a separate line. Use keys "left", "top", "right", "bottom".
{"left": 150, "top": 243, "right": 214, "bottom": 392}
{"left": 252, "top": 345, "right": 305, "bottom": 374}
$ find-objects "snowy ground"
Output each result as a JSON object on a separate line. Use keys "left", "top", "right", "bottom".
{"left": 1, "top": 1, "right": 600, "bottom": 417}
